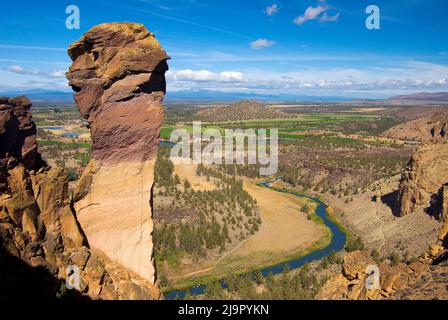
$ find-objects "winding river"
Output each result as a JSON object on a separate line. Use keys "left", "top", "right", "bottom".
{"left": 164, "top": 177, "right": 347, "bottom": 300}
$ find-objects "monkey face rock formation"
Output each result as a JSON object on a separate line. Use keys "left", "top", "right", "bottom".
{"left": 67, "top": 23, "right": 168, "bottom": 283}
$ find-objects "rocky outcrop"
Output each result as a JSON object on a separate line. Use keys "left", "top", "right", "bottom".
{"left": 436, "top": 185, "right": 448, "bottom": 243}
{"left": 66, "top": 22, "right": 168, "bottom": 283}
{"left": 394, "top": 143, "right": 448, "bottom": 217}
{"left": 319, "top": 112, "right": 448, "bottom": 300}
{"left": 394, "top": 141, "right": 448, "bottom": 261}
{"left": 317, "top": 251, "right": 430, "bottom": 300}
{"left": 0, "top": 95, "right": 161, "bottom": 300}
{"left": 0, "top": 96, "right": 44, "bottom": 192}
{"left": 383, "top": 112, "right": 447, "bottom": 143}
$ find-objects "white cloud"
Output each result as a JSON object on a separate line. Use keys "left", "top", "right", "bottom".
{"left": 250, "top": 39, "right": 276, "bottom": 49}
{"left": 265, "top": 4, "right": 278, "bottom": 16}
{"left": 48, "top": 70, "right": 67, "bottom": 78}
{"left": 293, "top": 5, "right": 340, "bottom": 25}
{"left": 6, "top": 65, "right": 68, "bottom": 78}
{"left": 167, "top": 69, "right": 244, "bottom": 83}
{"left": 8, "top": 65, "right": 24, "bottom": 73}
{"left": 220, "top": 71, "right": 244, "bottom": 82}
{"left": 174, "top": 69, "right": 216, "bottom": 81}
{"left": 294, "top": 6, "right": 328, "bottom": 25}
{"left": 165, "top": 60, "right": 448, "bottom": 98}
{"left": 8, "top": 65, "right": 40, "bottom": 75}
{"left": 319, "top": 12, "right": 340, "bottom": 23}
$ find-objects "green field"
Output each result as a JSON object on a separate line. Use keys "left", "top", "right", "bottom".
{"left": 161, "top": 113, "right": 383, "bottom": 144}
{"left": 37, "top": 140, "right": 92, "bottom": 150}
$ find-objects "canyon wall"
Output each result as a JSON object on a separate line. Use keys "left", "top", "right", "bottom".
{"left": 1, "top": 21, "right": 167, "bottom": 299}
{"left": 1, "top": 96, "right": 162, "bottom": 299}
{"left": 383, "top": 113, "right": 447, "bottom": 143}
{"left": 318, "top": 113, "right": 448, "bottom": 300}
{"left": 394, "top": 143, "right": 448, "bottom": 218}
{"left": 66, "top": 22, "right": 168, "bottom": 283}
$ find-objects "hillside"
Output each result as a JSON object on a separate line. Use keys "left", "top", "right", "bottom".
{"left": 382, "top": 112, "right": 447, "bottom": 142}
{"left": 317, "top": 116, "right": 448, "bottom": 300}
{"left": 388, "top": 92, "right": 448, "bottom": 101}
{"left": 196, "top": 100, "right": 301, "bottom": 122}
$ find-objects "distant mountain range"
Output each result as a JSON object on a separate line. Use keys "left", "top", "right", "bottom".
{"left": 165, "top": 90, "right": 364, "bottom": 102}
{"left": 1, "top": 88, "right": 447, "bottom": 104}
{"left": 388, "top": 92, "right": 448, "bottom": 101}
{"left": 0, "top": 89, "right": 74, "bottom": 105}
{"left": 0, "top": 88, "right": 366, "bottom": 104}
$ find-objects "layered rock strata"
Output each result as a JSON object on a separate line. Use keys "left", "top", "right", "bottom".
{"left": 0, "top": 95, "right": 161, "bottom": 299}
{"left": 66, "top": 22, "right": 168, "bottom": 283}
{"left": 395, "top": 143, "right": 448, "bottom": 218}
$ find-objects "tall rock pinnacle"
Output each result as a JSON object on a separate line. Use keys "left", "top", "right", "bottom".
{"left": 67, "top": 22, "right": 168, "bottom": 283}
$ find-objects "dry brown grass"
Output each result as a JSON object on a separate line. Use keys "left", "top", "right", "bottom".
{"left": 166, "top": 173, "right": 327, "bottom": 284}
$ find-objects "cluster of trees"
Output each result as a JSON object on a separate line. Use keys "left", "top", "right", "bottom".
{"left": 277, "top": 145, "right": 409, "bottom": 198}
{"left": 73, "top": 151, "right": 90, "bottom": 167}
{"left": 38, "top": 140, "right": 91, "bottom": 183}
{"left": 154, "top": 148, "right": 261, "bottom": 266}
{"left": 319, "top": 153, "right": 409, "bottom": 179}
{"left": 319, "top": 251, "right": 342, "bottom": 270}
{"left": 154, "top": 154, "right": 175, "bottom": 187}
{"left": 345, "top": 236, "right": 365, "bottom": 252}
{"left": 65, "top": 168, "right": 79, "bottom": 182}
{"left": 290, "top": 135, "right": 367, "bottom": 151}
{"left": 196, "top": 264, "right": 323, "bottom": 300}
{"left": 155, "top": 213, "right": 229, "bottom": 263}
{"left": 278, "top": 165, "right": 314, "bottom": 192}
{"left": 215, "top": 164, "right": 261, "bottom": 179}
{"left": 341, "top": 117, "right": 400, "bottom": 136}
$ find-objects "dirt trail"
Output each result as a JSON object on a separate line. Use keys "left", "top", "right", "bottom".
{"left": 171, "top": 178, "right": 325, "bottom": 280}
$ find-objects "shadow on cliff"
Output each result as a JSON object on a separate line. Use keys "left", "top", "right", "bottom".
{"left": 425, "top": 185, "right": 448, "bottom": 220}
{"left": 371, "top": 190, "right": 401, "bottom": 216}
{"left": 0, "top": 244, "right": 90, "bottom": 300}
{"left": 139, "top": 61, "right": 168, "bottom": 94}
{"left": 432, "top": 248, "right": 448, "bottom": 265}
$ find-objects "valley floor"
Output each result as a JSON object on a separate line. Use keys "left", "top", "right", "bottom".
{"left": 162, "top": 171, "right": 329, "bottom": 290}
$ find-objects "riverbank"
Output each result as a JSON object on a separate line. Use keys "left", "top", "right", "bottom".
{"left": 164, "top": 178, "right": 347, "bottom": 299}
{"left": 162, "top": 177, "right": 329, "bottom": 292}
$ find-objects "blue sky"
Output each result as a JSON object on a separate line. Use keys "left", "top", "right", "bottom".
{"left": 0, "top": 0, "right": 447, "bottom": 99}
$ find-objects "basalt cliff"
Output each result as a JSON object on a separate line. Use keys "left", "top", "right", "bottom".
{"left": 393, "top": 127, "right": 448, "bottom": 254}
{"left": 318, "top": 112, "right": 448, "bottom": 300}
{"left": 383, "top": 112, "right": 447, "bottom": 143}
{"left": 0, "top": 22, "right": 167, "bottom": 300}
{"left": 67, "top": 22, "right": 168, "bottom": 284}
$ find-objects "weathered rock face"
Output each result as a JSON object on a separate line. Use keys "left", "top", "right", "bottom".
{"left": 67, "top": 23, "right": 168, "bottom": 283}
{"left": 317, "top": 251, "right": 429, "bottom": 300}
{"left": 395, "top": 143, "right": 448, "bottom": 217}
{"left": 437, "top": 185, "right": 448, "bottom": 242}
{"left": 0, "top": 95, "right": 161, "bottom": 300}
{"left": 0, "top": 96, "right": 44, "bottom": 192}
{"left": 67, "top": 22, "right": 167, "bottom": 163}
